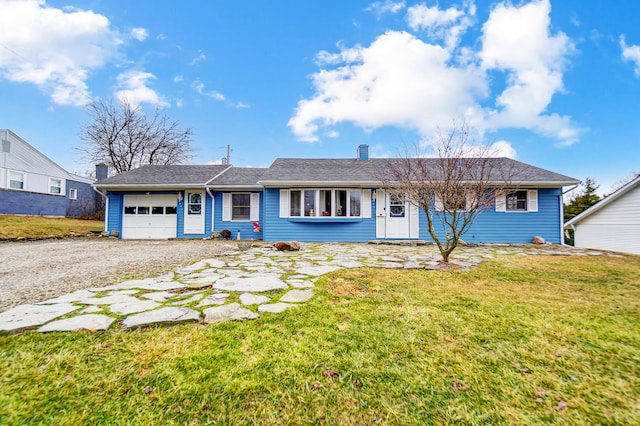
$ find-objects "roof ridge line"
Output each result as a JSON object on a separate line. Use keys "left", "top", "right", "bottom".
{"left": 205, "top": 165, "right": 233, "bottom": 185}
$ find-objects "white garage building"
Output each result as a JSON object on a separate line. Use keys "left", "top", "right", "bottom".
{"left": 565, "top": 175, "right": 640, "bottom": 255}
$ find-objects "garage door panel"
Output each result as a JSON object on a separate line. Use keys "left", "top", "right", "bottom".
{"left": 123, "top": 194, "right": 177, "bottom": 239}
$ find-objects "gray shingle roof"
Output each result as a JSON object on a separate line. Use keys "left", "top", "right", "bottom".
{"left": 258, "top": 158, "right": 378, "bottom": 184}
{"left": 95, "top": 165, "right": 230, "bottom": 187}
{"left": 258, "top": 157, "right": 579, "bottom": 186}
{"left": 210, "top": 167, "right": 268, "bottom": 187}
{"left": 94, "top": 157, "right": 579, "bottom": 189}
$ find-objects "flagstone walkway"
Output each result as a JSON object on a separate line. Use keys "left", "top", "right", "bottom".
{"left": 0, "top": 242, "right": 608, "bottom": 334}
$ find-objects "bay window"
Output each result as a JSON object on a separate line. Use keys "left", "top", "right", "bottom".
{"left": 287, "top": 189, "right": 362, "bottom": 218}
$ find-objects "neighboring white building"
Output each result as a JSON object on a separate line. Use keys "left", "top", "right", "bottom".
{"left": 1, "top": 129, "right": 101, "bottom": 217}
{"left": 565, "top": 175, "right": 640, "bottom": 255}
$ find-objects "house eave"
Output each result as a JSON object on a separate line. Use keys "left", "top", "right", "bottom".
{"left": 259, "top": 180, "right": 380, "bottom": 188}
{"left": 93, "top": 183, "right": 206, "bottom": 191}
{"left": 565, "top": 175, "right": 640, "bottom": 228}
{"left": 207, "top": 185, "right": 264, "bottom": 191}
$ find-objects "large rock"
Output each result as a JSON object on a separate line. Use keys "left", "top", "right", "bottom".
{"left": 273, "top": 241, "right": 301, "bottom": 251}
{"left": 202, "top": 303, "right": 259, "bottom": 323}
{"left": 532, "top": 236, "right": 546, "bottom": 244}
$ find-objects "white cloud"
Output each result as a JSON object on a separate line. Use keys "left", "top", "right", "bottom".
{"left": 289, "top": 0, "right": 579, "bottom": 148}
{"left": 192, "top": 80, "right": 225, "bottom": 101}
{"left": 0, "top": 0, "right": 122, "bottom": 106}
{"left": 366, "top": 1, "right": 405, "bottom": 17}
{"left": 406, "top": 1, "right": 475, "bottom": 50}
{"left": 620, "top": 35, "right": 640, "bottom": 77}
{"left": 480, "top": 0, "right": 579, "bottom": 144}
{"left": 130, "top": 27, "right": 149, "bottom": 42}
{"left": 288, "top": 29, "right": 486, "bottom": 143}
{"left": 114, "top": 70, "right": 169, "bottom": 107}
{"left": 189, "top": 51, "right": 206, "bottom": 65}
{"left": 173, "top": 75, "right": 184, "bottom": 83}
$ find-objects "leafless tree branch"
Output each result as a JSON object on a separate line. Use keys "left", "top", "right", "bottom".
{"left": 78, "top": 99, "right": 194, "bottom": 175}
{"left": 376, "top": 122, "right": 516, "bottom": 262}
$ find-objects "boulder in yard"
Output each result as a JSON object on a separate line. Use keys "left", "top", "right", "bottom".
{"left": 532, "top": 236, "right": 545, "bottom": 244}
{"left": 273, "top": 241, "right": 301, "bottom": 251}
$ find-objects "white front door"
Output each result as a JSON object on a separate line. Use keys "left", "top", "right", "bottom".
{"left": 385, "top": 192, "right": 410, "bottom": 238}
{"left": 184, "top": 191, "right": 205, "bottom": 234}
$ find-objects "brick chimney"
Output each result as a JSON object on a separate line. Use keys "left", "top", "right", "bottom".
{"left": 95, "top": 164, "right": 108, "bottom": 181}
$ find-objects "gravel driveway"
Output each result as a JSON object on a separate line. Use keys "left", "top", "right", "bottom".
{"left": 0, "top": 238, "right": 235, "bottom": 312}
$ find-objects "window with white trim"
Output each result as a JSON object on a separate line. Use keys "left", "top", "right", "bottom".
{"left": 50, "top": 178, "right": 62, "bottom": 194}
{"left": 506, "top": 190, "right": 527, "bottom": 211}
{"left": 288, "top": 189, "right": 362, "bottom": 217}
{"left": 495, "top": 189, "right": 538, "bottom": 213}
{"left": 222, "top": 192, "right": 260, "bottom": 222}
{"left": 232, "top": 193, "right": 251, "bottom": 220}
{"left": 187, "top": 193, "right": 202, "bottom": 215}
{"left": 9, "top": 171, "right": 24, "bottom": 190}
{"left": 69, "top": 188, "right": 78, "bottom": 200}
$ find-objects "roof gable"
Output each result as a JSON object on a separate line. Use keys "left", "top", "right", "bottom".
{"left": 1, "top": 129, "right": 77, "bottom": 180}
{"left": 565, "top": 175, "right": 640, "bottom": 227}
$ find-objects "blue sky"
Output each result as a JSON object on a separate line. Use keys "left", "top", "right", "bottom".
{"left": 1, "top": 0, "right": 639, "bottom": 194}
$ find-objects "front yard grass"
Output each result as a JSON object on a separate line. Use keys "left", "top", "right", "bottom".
{"left": 1, "top": 254, "right": 638, "bottom": 424}
{"left": 0, "top": 215, "right": 103, "bottom": 238}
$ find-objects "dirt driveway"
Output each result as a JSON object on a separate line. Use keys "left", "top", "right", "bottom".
{"left": 0, "top": 238, "right": 235, "bottom": 312}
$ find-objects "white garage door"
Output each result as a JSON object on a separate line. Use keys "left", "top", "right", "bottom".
{"left": 122, "top": 194, "right": 177, "bottom": 239}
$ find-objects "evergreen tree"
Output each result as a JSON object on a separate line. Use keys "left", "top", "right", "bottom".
{"left": 564, "top": 177, "right": 601, "bottom": 222}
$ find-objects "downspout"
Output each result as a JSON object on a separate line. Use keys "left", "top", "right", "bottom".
{"left": 204, "top": 165, "right": 233, "bottom": 233}
{"left": 560, "top": 184, "right": 578, "bottom": 245}
{"left": 204, "top": 165, "right": 232, "bottom": 237}
{"left": 93, "top": 186, "right": 108, "bottom": 232}
{"left": 206, "top": 187, "right": 215, "bottom": 236}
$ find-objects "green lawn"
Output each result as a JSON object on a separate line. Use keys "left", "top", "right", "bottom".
{"left": 1, "top": 254, "right": 638, "bottom": 424}
{"left": 0, "top": 215, "right": 103, "bottom": 238}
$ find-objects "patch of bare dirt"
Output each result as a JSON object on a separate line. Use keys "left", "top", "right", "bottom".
{"left": 0, "top": 238, "right": 235, "bottom": 311}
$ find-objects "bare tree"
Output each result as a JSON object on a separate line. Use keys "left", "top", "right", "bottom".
{"left": 377, "top": 124, "right": 515, "bottom": 262}
{"left": 79, "top": 99, "right": 194, "bottom": 175}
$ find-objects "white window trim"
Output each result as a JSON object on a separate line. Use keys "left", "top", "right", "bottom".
{"left": 222, "top": 192, "right": 260, "bottom": 222}
{"left": 279, "top": 188, "right": 371, "bottom": 219}
{"left": 187, "top": 192, "right": 203, "bottom": 215}
{"left": 49, "top": 178, "right": 63, "bottom": 195}
{"left": 8, "top": 170, "right": 25, "bottom": 190}
{"left": 495, "top": 189, "right": 538, "bottom": 213}
{"left": 434, "top": 190, "right": 475, "bottom": 212}
{"left": 69, "top": 188, "right": 78, "bottom": 200}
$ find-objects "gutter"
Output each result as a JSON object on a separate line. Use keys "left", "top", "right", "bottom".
{"left": 560, "top": 184, "right": 579, "bottom": 245}
{"left": 92, "top": 186, "right": 108, "bottom": 233}
{"left": 206, "top": 186, "right": 215, "bottom": 235}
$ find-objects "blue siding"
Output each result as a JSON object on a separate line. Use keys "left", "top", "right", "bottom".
{"left": 418, "top": 188, "right": 563, "bottom": 244}
{"left": 262, "top": 188, "right": 377, "bottom": 242}
{"left": 106, "top": 192, "right": 123, "bottom": 236}
{"left": 213, "top": 191, "right": 264, "bottom": 240}
{"left": 0, "top": 188, "right": 67, "bottom": 216}
{"left": 66, "top": 180, "right": 102, "bottom": 218}
{"left": 102, "top": 187, "right": 564, "bottom": 243}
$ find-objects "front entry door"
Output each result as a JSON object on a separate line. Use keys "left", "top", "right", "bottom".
{"left": 183, "top": 191, "right": 205, "bottom": 234}
{"left": 385, "top": 192, "right": 410, "bottom": 238}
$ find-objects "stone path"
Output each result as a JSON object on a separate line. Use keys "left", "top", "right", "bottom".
{"left": 0, "top": 242, "right": 609, "bottom": 334}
